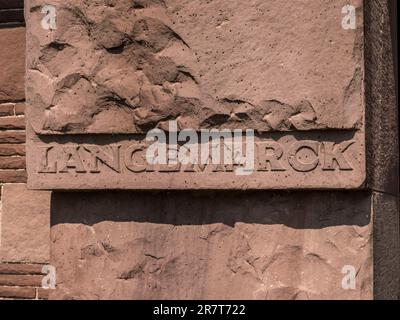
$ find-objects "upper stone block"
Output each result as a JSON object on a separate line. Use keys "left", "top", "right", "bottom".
{"left": 26, "top": 0, "right": 364, "bottom": 134}
{"left": 25, "top": 0, "right": 367, "bottom": 190}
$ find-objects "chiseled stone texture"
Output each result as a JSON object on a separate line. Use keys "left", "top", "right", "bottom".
{"left": 373, "top": 192, "right": 400, "bottom": 300}
{"left": 50, "top": 191, "right": 372, "bottom": 300}
{"left": 26, "top": 0, "right": 364, "bottom": 134}
{"left": 0, "top": 27, "right": 25, "bottom": 102}
{"left": 0, "top": 184, "right": 50, "bottom": 263}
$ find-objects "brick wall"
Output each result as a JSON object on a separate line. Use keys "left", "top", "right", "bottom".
{"left": 0, "top": 263, "right": 49, "bottom": 300}
{"left": 0, "top": 2, "right": 50, "bottom": 300}
{"left": 0, "top": 102, "right": 26, "bottom": 184}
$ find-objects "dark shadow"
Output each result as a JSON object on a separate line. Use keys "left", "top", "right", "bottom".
{"left": 51, "top": 190, "right": 371, "bottom": 229}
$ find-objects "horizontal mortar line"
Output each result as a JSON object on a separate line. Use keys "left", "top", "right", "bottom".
{"left": 0, "top": 100, "right": 25, "bottom": 104}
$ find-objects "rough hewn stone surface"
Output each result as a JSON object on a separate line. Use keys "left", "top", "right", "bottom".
{"left": 26, "top": 0, "right": 364, "bottom": 134}
{"left": 25, "top": 0, "right": 367, "bottom": 190}
{"left": 0, "top": 184, "right": 50, "bottom": 263}
{"left": 50, "top": 191, "right": 372, "bottom": 300}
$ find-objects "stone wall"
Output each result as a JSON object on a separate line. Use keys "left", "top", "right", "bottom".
{"left": 0, "top": 0, "right": 50, "bottom": 300}
{"left": 0, "top": 0, "right": 398, "bottom": 300}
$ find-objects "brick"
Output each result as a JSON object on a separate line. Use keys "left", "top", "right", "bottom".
{"left": 0, "top": 116, "right": 25, "bottom": 129}
{"left": 14, "top": 103, "right": 25, "bottom": 115}
{"left": 0, "top": 27, "right": 25, "bottom": 102}
{"left": 0, "top": 286, "right": 36, "bottom": 300}
{"left": 0, "top": 170, "right": 27, "bottom": 183}
{"left": 0, "top": 132, "right": 25, "bottom": 144}
{"left": 0, "top": 264, "right": 44, "bottom": 275}
{"left": 37, "top": 288, "right": 50, "bottom": 300}
{"left": 0, "top": 275, "right": 43, "bottom": 287}
{"left": 0, "top": 144, "right": 25, "bottom": 156}
{"left": 0, "top": 156, "right": 25, "bottom": 169}
{"left": 0, "top": 104, "right": 14, "bottom": 116}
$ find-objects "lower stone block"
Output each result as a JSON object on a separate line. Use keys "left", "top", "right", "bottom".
{"left": 50, "top": 191, "right": 373, "bottom": 300}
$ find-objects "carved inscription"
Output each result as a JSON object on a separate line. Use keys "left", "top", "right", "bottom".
{"left": 37, "top": 140, "right": 355, "bottom": 175}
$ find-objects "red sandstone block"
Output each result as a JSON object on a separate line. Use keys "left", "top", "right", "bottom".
{"left": 0, "top": 116, "right": 25, "bottom": 129}
{"left": 0, "top": 264, "right": 45, "bottom": 275}
{"left": 0, "top": 104, "right": 14, "bottom": 116}
{"left": 0, "top": 156, "right": 26, "bottom": 169}
{"left": 0, "top": 144, "right": 25, "bottom": 156}
{"left": 0, "top": 286, "right": 36, "bottom": 300}
{"left": 0, "top": 132, "right": 25, "bottom": 144}
{"left": 0, "top": 170, "right": 27, "bottom": 183}
{"left": 0, "top": 274, "right": 43, "bottom": 287}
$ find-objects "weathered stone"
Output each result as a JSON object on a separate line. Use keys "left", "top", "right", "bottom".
{"left": 21, "top": 0, "right": 398, "bottom": 302}
{"left": 0, "top": 286, "right": 36, "bottom": 300}
{"left": 0, "top": 184, "right": 50, "bottom": 263}
{"left": 25, "top": 0, "right": 367, "bottom": 190}
{"left": 27, "top": 130, "right": 366, "bottom": 190}
{"left": 0, "top": 27, "right": 25, "bottom": 102}
{"left": 26, "top": 0, "right": 363, "bottom": 134}
{"left": 50, "top": 191, "right": 372, "bottom": 300}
